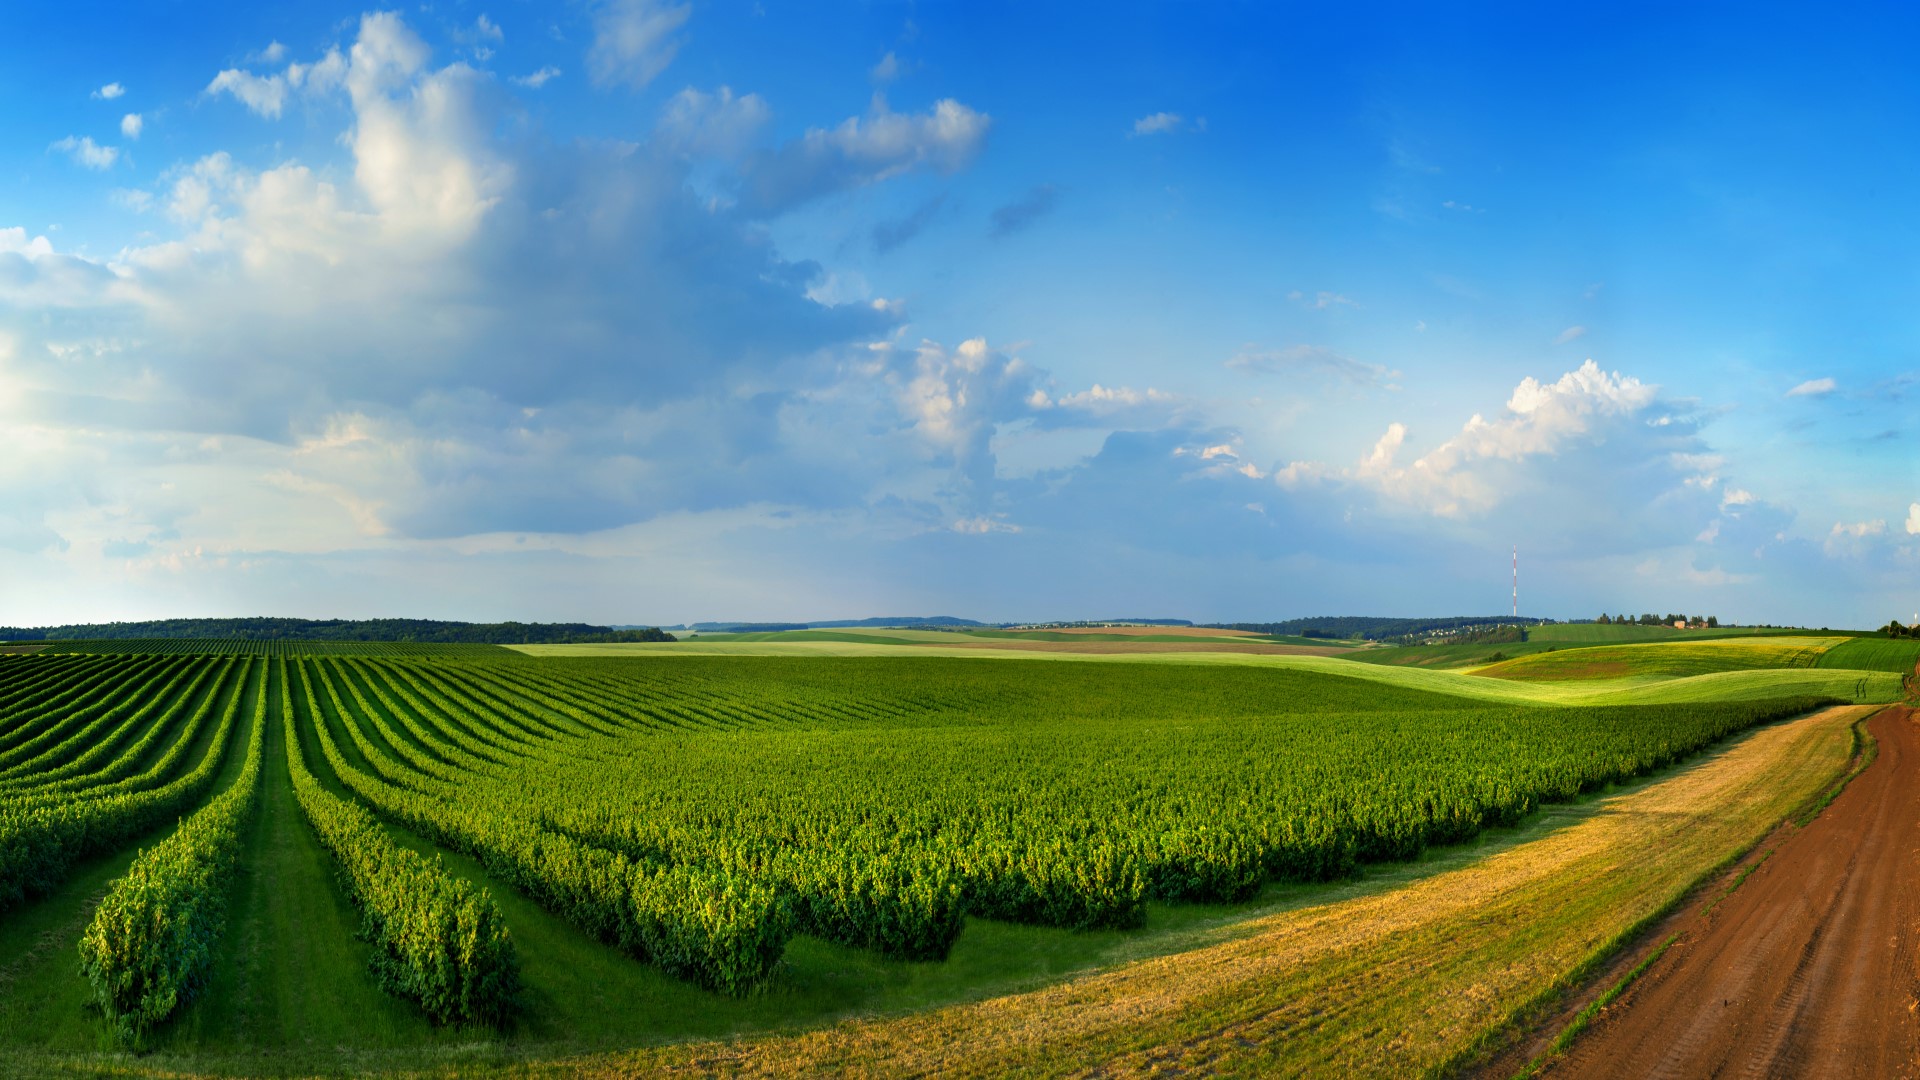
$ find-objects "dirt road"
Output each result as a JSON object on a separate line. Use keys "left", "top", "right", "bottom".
{"left": 1545, "top": 704, "right": 1919, "bottom": 1079}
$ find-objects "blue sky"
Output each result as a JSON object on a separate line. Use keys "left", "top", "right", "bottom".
{"left": 0, "top": 1, "right": 1914, "bottom": 628}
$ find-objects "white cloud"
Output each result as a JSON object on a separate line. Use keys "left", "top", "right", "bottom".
{"left": 1786, "top": 377, "right": 1836, "bottom": 398}
{"left": 92, "top": 82, "right": 125, "bottom": 100}
{"left": 871, "top": 52, "right": 900, "bottom": 83}
{"left": 50, "top": 135, "right": 118, "bottom": 169}
{"left": 1825, "top": 518, "right": 1889, "bottom": 557}
{"left": 0, "top": 227, "right": 55, "bottom": 259}
{"left": 1052, "top": 384, "right": 1176, "bottom": 410}
{"left": 1553, "top": 325, "right": 1587, "bottom": 345}
{"left": 1130, "top": 111, "right": 1184, "bottom": 136}
{"left": 207, "top": 42, "right": 349, "bottom": 119}
{"left": 656, "top": 86, "right": 770, "bottom": 159}
{"left": 252, "top": 41, "right": 289, "bottom": 64}
{"left": 120, "top": 113, "right": 143, "bottom": 139}
{"left": 1908, "top": 503, "right": 1920, "bottom": 536}
{"left": 1357, "top": 360, "right": 1659, "bottom": 516}
{"left": 587, "top": 0, "right": 691, "bottom": 89}
{"left": 512, "top": 66, "right": 562, "bottom": 88}
{"left": 475, "top": 15, "right": 504, "bottom": 42}
{"left": 206, "top": 68, "right": 290, "bottom": 118}
{"left": 742, "top": 96, "right": 989, "bottom": 214}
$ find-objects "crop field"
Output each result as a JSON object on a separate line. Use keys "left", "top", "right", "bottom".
{"left": 1812, "top": 636, "right": 1920, "bottom": 673}
{"left": 1478, "top": 637, "right": 1843, "bottom": 682}
{"left": 35, "top": 640, "right": 516, "bottom": 658}
{"left": 0, "top": 644, "right": 1891, "bottom": 1074}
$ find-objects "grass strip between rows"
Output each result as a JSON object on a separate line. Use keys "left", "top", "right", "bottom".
{"left": 279, "top": 659, "right": 521, "bottom": 1028}
{"left": 76, "top": 661, "right": 268, "bottom": 1046}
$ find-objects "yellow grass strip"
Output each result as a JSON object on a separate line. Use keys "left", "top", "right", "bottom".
{"left": 550, "top": 705, "right": 1865, "bottom": 1079}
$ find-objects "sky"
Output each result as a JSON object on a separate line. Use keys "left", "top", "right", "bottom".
{"left": 0, "top": 1, "right": 1915, "bottom": 628}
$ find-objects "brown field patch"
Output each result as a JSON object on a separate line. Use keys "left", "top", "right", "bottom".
{"left": 1534, "top": 706, "right": 1918, "bottom": 1078}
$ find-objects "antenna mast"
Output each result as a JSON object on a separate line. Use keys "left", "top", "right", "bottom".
{"left": 1512, "top": 545, "right": 1518, "bottom": 618}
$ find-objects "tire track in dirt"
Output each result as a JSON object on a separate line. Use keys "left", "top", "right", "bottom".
{"left": 1543, "top": 705, "right": 1919, "bottom": 1079}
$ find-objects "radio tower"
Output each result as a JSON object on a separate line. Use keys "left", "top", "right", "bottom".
{"left": 1512, "top": 546, "right": 1519, "bottom": 618}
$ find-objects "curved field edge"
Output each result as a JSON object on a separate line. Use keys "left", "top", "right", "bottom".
{"left": 504, "top": 644, "right": 1906, "bottom": 706}
{"left": 527, "top": 704, "right": 1864, "bottom": 1079}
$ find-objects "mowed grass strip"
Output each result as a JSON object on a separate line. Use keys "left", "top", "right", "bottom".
{"left": 1478, "top": 637, "right": 1843, "bottom": 682}
{"left": 565, "top": 705, "right": 1864, "bottom": 1079}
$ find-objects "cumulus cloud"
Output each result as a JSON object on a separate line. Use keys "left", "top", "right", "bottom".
{"left": 92, "top": 82, "right": 125, "bottom": 100}
{"left": 989, "top": 184, "right": 1058, "bottom": 238}
{"left": 1787, "top": 377, "right": 1836, "bottom": 397}
{"left": 120, "top": 113, "right": 143, "bottom": 139}
{"left": 1909, "top": 503, "right": 1920, "bottom": 535}
{"left": 871, "top": 52, "right": 901, "bottom": 83}
{"left": 741, "top": 96, "right": 988, "bottom": 215}
{"left": 207, "top": 68, "right": 290, "bottom": 117}
{"left": 587, "top": 0, "right": 690, "bottom": 89}
{"left": 1314, "top": 360, "right": 1663, "bottom": 518}
{"left": 50, "top": 135, "right": 117, "bottom": 169}
{"left": 2, "top": 10, "right": 909, "bottom": 546}
{"left": 1226, "top": 345, "right": 1398, "bottom": 388}
{"left": 206, "top": 43, "right": 348, "bottom": 119}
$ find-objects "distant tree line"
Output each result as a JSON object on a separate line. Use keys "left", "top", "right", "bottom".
{"left": 1594, "top": 613, "right": 1718, "bottom": 628}
{"left": 1882, "top": 619, "right": 1919, "bottom": 639}
{"left": 1205, "top": 616, "right": 1547, "bottom": 641}
{"left": 0, "top": 618, "right": 673, "bottom": 645}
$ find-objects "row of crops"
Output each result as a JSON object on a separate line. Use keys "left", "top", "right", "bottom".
{"left": 0, "top": 649, "right": 1842, "bottom": 1039}
{"left": 34, "top": 639, "right": 516, "bottom": 658}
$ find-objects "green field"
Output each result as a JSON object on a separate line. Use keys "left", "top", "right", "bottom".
{"left": 0, "top": 640, "right": 1899, "bottom": 1073}
{"left": 687, "top": 627, "right": 1350, "bottom": 647}
{"left": 1812, "top": 636, "right": 1920, "bottom": 673}
{"left": 1478, "top": 637, "right": 1842, "bottom": 682}
{"left": 36, "top": 639, "right": 516, "bottom": 658}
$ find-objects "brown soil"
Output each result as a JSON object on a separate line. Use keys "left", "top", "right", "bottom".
{"left": 1538, "top": 705, "right": 1920, "bottom": 1079}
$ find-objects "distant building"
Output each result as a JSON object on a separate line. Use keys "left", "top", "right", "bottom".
{"left": 1673, "top": 619, "right": 1687, "bottom": 629}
